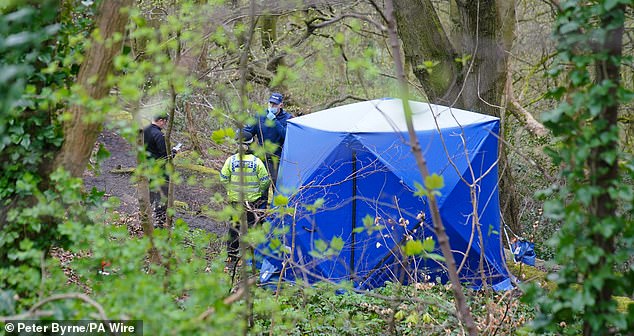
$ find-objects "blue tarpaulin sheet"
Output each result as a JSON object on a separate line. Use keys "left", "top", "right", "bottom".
{"left": 512, "top": 240, "right": 536, "bottom": 266}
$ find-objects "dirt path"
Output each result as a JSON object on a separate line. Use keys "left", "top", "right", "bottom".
{"left": 83, "top": 130, "right": 225, "bottom": 236}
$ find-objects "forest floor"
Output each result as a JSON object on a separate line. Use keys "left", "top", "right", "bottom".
{"left": 82, "top": 130, "right": 225, "bottom": 236}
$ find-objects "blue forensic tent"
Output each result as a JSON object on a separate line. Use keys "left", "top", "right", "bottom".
{"left": 260, "top": 98, "right": 512, "bottom": 290}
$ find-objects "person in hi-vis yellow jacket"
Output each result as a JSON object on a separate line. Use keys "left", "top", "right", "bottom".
{"left": 219, "top": 131, "right": 270, "bottom": 271}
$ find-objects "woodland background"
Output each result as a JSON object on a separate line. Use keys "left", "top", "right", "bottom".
{"left": 0, "top": 0, "right": 632, "bottom": 335}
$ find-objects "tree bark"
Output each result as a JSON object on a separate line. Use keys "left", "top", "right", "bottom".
{"left": 394, "top": 0, "right": 522, "bottom": 235}
{"left": 448, "top": 0, "right": 511, "bottom": 114}
{"left": 260, "top": 15, "right": 285, "bottom": 74}
{"left": 393, "top": 0, "right": 460, "bottom": 103}
{"left": 178, "top": 0, "right": 208, "bottom": 156}
{"left": 184, "top": 102, "right": 204, "bottom": 155}
{"left": 52, "top": 0, "right": 133, "bottom": 177}
{"left": 136, "top": 129, "right": 154, "bottom": 234}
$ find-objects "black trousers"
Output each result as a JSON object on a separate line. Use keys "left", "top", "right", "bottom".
{"left": 265, "top": 155, "right": 279, "bottom": 185}
{"left": 227, "top": 199, "right": 265, "bottom": 259}
{"left": 149, "top": 174, "right": 169, "bottom": 227}
{"left": 261, "top": 155, "right": 279, "bottom": 203}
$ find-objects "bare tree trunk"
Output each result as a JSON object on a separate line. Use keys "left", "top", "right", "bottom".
{"left": 136, "top": 109, "right": 154, "bottom": 233}
{"left": 385, "top": 1, "right": 477, "bottom": 335}
{"left": 448, "top": 0, "right": 509, "bottom": 114}
{"left": 164, "top": 26, "right": 183, "bottom": 230}
{"left": 52, "top": 0, "right": 133, "bottom": 177}
{"left": 393, "top": 0, "right": 460, "bottom": 103}
{"left": 451, "top": 1, "right": 522, "bottom": 235}
{"left": 260, "top": 15, "right": 285, "bottom": 74}
{"left": 165, "top": 82, "right": 177, "bottom": 230}
{"left": 184, "top": 102, "right": 204, "bottom": 155}
{"left": 136, "top": 130, "right": 161, "bottom": 264}
{"left": 136, "top": 136, "right": 154, "bottom": 231}
{"left": 178, "top": 0, "right": 208, "bottom": 157}
{"left": 237, "top": 0, "right": 259, "bottom": 333}
{"left": 394, "top": 0, "right": 522, "bottom": 235}
{"left": 260, "top": 15, "right": 276, "bottom": 52}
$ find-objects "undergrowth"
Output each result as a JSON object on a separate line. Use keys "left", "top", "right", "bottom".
{"left": 20, "top": 213, "right": 536, "bottom": 336}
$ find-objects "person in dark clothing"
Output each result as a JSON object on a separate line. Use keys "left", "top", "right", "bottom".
{"left": 243, "top": 92, "right": 292, "bottom": 194}
{"left": 143, "top": 114, "right": 171, "bottom": 227}
{"left": 144, "top": 115, "right": 169, "bottom": 160}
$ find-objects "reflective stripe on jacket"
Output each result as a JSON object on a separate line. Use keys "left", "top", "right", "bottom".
{"left": 220, "top": 153, "right": 270, "bottom": 202}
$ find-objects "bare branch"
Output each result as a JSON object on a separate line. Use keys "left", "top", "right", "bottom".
{"left": 223, "top": 0, "right": 355, "bottom": 25}
{"left": 309, "top": 13, "right": 386, "bottom": 31}
{"left": 504, "top": 71, "right": 549, "bottom": 138}
{"left": 317, "top": 95, "right": 368, "bottom": 110}
{"left": 0, "top": 293, "right": 109, "bottom": 322}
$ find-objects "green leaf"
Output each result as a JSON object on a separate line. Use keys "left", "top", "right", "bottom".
{"left": 269, "top": 238, "right": 281, "bottom": 250}
{"left": 403, "top": 239, "right": 423, "bottom": 256}
{"left": 421, "top": 237, "right": 435, "bottom": 252}
{"left": 0, "top": 289, "right": 16, "bottom": 315}
{"left": 273, "top": 194, "right": 288, "bottom": 207}
{"left": 604, "top": 0, "right": 620, "bottom": 10}
{"left": 211, "top": 128, "right": 235, "bottom": 144}
{"left": 333, "top": 32, "right": 345, "bottom": 44}
{"left": 96, "top": 143, "right": 110, "bottom": 162}
{"left": 405, "top": 312, "right": 419, "bottom": 325}
{"left": 424, "top": 174, "right": 444, "bottom": 190}
{"left": 330, "top": 236, "right": 344, "bottom": 252}
{"left": 362, "top": 214, "right": 374, "bottom": 228}
{"left": 413, "top": 181, "right": 428, "bottom": 197}
{"left": 454, "top": 54, "right": 472, "bottom": 67}
{"left": 559, "top": 21, "right": 580, "bottom": 34}
{"left": 304, "top": 198, "right": 325, "bottom": 214}
{"left": 424, "top": 253, "right": 445, "bottom": 262}
{"left": 601, "top": 150, "right": 617, "bottom": 165}
{"left": 314, "top": 239, "right": 327, "bottom": 253}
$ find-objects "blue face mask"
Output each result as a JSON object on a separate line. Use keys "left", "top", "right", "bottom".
{"left": 267, "top": 106, "right": 278, "bottom": 115}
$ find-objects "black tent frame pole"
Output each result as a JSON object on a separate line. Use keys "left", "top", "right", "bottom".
{"left": 350, "top": 150, "right": 357, "bottom": 276}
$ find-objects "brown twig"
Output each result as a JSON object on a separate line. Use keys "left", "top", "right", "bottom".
{"left": 192, "top": 277, "right": 259, "bottom": 323}
{"left": 0, "top": 293, "right": 109, "bottom": 322}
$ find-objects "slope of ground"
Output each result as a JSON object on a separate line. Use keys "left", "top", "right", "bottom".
{"left": 83, "top": 130, "right": 225, "bottom": 235}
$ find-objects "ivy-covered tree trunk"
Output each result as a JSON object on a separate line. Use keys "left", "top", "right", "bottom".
{"left": 393, "top": 0, "right": 522, "bottom": 235}
{"left": 585, "top": 10, "right": 623, "bottom": 334}
{"left": 525, "top": 2, "right": 633, "bottom": 335}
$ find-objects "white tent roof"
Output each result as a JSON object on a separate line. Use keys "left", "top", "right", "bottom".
{"left": 291, "top": 98, "right": 498, "bottom": 133}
